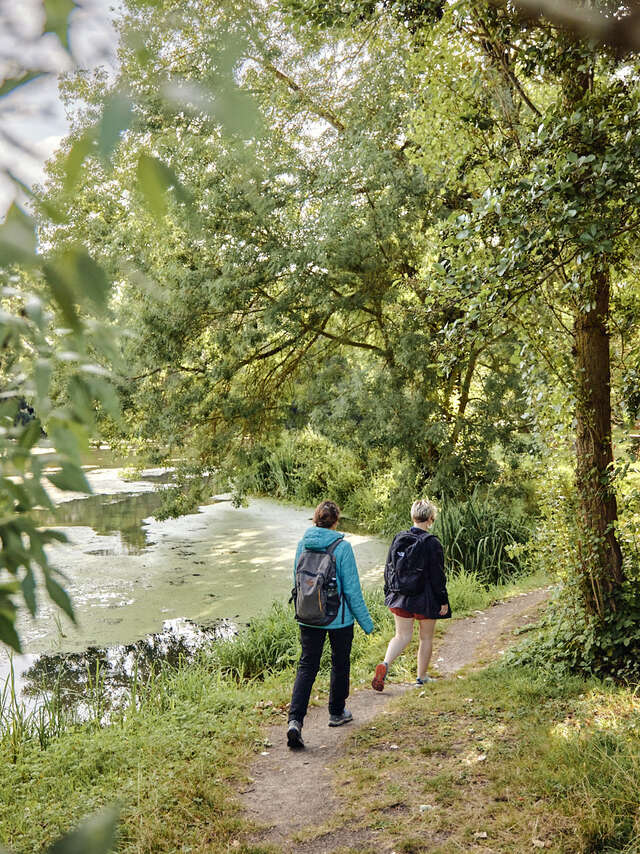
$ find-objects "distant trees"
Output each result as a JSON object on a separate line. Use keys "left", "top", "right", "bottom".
{"left": 32, "top": 0, "right": 640, "bottom": 670}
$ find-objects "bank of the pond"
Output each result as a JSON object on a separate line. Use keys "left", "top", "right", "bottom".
{"left": 0, "top": 574, "right": 552, "bottom": 853}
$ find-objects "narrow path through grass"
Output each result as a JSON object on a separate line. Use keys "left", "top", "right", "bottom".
{"left": 239, "top": 587, "right": 640, "bottom": 854}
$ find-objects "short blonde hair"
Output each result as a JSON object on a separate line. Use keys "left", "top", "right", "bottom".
{"left": 411, "top": 498, "right": 437, "bottom": 523}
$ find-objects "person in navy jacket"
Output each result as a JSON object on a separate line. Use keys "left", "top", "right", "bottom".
{"left": 372, "top": 499, "right": 450, "bottom": 692}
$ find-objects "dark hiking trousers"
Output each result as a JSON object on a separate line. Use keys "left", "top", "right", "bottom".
{"left": 288, "top": 623, "right": 354, "bottom": 723}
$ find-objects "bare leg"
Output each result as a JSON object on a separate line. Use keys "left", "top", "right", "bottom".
{"left": 417, "top": 619, "right": 436, "bottom": 680}
{"left": 383, "top": 614, "right": 415, "bottom": 667}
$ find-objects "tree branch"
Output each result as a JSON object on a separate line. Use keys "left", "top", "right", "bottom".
{"left": 490, "top": 0, "right": 640, "bottom": 54}
{"left": 259, "top": 60, "right": 346, "bottom": 133}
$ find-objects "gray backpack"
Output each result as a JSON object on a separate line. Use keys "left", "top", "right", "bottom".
{"left": 292, "top": 539, "right": 342, "bottom": 626}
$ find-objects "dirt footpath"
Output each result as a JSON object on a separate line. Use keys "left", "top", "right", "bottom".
{"left": 241, "top": 587, "right": 550, "bottom": 850}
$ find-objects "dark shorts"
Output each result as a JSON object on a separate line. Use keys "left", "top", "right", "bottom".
{"left": 389, "top": 607, "right": 431, "bottom": 620}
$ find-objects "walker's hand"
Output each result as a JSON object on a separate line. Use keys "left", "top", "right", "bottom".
{"left": 439, "top": 604, "right": 449, "bottom": 616}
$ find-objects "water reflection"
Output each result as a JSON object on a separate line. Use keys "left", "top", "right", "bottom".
{"left": 32, "top": 491, "right": 167, "bottom": 553}
{"left": 20, "top": 618, "right": 236, "bottom": 720}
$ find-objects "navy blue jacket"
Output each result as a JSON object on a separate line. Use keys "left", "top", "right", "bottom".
{"left": 384, "top": 528, "right": 451, "bottom": 619}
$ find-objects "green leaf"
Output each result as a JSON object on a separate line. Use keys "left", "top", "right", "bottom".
{"left": 24, "top": 478, "right": 55, "bottom": 512}
{"left": 0, "top": 203, "right": 37, "bottom": 268}
{"left": 44, "top": 248, "right": 111, "bottom": 325}
{"left": 21, "top": 569, "right": 37, "bottom": 617}
{"left": 35, "top": 358, "right": 53, "bottom": 402}
{"left": 0, "top": 613, "right": 21, "bottom": 652}
{"left": 64, "top": 248, "right": 111, "bottom": 311}
{"left": 17, "top": 418, "right": 42, "bottom": 451}
{"left": 98, "top": 94, "right": 134, "bottom": 161}
{"left": 0, "top": 71, "right": 43, "bottom": 99}
{"left": 44, "top": 0, "right": 77, "bottom": 51}
{"left": 42, "top": 529, "right": 68, "bottom": 545}
{"left": 63, "top": 131, "right": 94, "bottom": 191}
{"left": 47, "top": 462, "right": 92, "bottom": 493}
{"left": 47, "top": 807, "right": 119, "bottom": 854}
{"left": 43, "top": 261, "right": 81, "bottom": 330}
{"left": 136, "top": 154, "right": 190, "bottom": 218}
{"left": 44, "top": 573, "right": 75, "bottom": 623}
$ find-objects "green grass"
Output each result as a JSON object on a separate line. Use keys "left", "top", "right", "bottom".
{"left": 332, "top": 664, "right": 640, "bottom": 853}
{"left": 0, "top": 660, "right": 292, "bottom": 853}
{"left": 0, "top": 576, "right": 549, "bottom": 853}
{"left": 447, "top": 567, "right": 549, "bottom": 615}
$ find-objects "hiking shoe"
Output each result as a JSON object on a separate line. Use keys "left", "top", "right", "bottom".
{"left": 372, "top": 662, "right": 388, "bottom": 692}
{"left": 287, "top": 719, "right": 305, "bottom": 749}
{"left": 328, "top": 708, "right": 353, "bottom": 727}
{"left": 416, "top": 675, "right": 436, "bottom": 685}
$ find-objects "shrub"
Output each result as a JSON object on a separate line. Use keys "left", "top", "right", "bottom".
{"left": 246, "top": 429, "right": 365, "bottom": 507}
{"left": 509, "top": 579, "right": 640, "bottom": 683}
{"left": 506, "top": 461, "right": 640, "bottom": 682}
{"left": 433, "top": 494, "right": 530, "bottom": 586}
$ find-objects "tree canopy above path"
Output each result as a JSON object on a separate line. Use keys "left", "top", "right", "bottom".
{"left": 0, "top": 0, "right": 635, "bottom": 676}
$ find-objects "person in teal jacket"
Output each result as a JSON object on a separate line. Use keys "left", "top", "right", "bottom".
{"left": 287, "top": 500, "right": 374, "bottom": 750}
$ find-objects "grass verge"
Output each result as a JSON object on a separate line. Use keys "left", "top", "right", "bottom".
{"left": 330, "top": 664, "right": 640, "bottom": 853}
{"left": 0, "top": 575, "right": 547, "bottom": 853}
{"left": 0, "top": 662, "right": 291, "bottom": 853}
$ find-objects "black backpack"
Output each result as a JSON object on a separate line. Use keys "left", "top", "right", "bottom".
{"left": 385, "top": 530, "right": 432, "bottom": 596}
{"left": 292, "top": 539, "right": 342, "bottom": 626}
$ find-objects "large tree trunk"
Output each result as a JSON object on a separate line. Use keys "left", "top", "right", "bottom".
{"left": 574, "top": 265, "right": 624, "bottom": 614}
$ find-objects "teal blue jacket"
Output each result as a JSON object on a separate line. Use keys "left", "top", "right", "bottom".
{"left": 293, "top": 527, "right": 374, "bottom": 633}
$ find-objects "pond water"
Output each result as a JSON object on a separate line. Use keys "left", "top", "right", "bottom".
{"left": 1, "top": 459, "right": 389, "bottom": 706}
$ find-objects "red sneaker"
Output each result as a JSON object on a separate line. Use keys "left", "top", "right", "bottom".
{"left": 372, "top": 662, "right": 388, "bottom": 692}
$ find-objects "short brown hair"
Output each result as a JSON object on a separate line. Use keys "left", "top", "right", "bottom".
{"left": 313, "top": 500, "right": 340, "bottom": 528}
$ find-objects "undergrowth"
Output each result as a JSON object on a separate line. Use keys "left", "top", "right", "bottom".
{"left": 8, "top": 567, "right": 635, "bottom": 854}
{"left": 0, "top": 573, "right": 549, "bottom": 852}
{"left": 237, "top": 428, "right": 534, "bottom": 587}
{"left": 333, "top": 664, "right": 640, "bottom": 853}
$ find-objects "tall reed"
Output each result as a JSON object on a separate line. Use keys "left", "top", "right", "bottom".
{"left": 434, "top": 495, "right": 530, "bottom": 586}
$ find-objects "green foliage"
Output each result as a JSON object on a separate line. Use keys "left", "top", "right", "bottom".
{"left": 0, "top": 0, "right": 127, "bottom": 651}
{"left": 433, "top": 494, "right": 531, "bottom": 586}
{"left": 41, "top": 0, "right": 535, "bottom": 506}
{"left": 239, "top": 430, "right": 366, "bottom": 508}
{"left": 445, "top": 570, "right": 491, "bottom": 613}
{"left": 212, "top": 589, "right": 393, "bottom": 681}
{"left": 0, "top": 0, "right": 267, "bottom": 651}
{"left": 511, "top": 577, "right": 640, "bottom": 683}
{"left": 0, "top": 276, "right": 120, "bottom": 650}
{"left": 211, "top": 602, "right": 301, "bottom": 680}
{"left": 505, "top": 460, "right": 640, "bottom": 681}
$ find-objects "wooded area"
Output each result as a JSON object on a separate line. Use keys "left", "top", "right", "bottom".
{"left": 2, "top": 0, "right": 640, "bottom": 680}
{"left": 1, "top": 3, "right": 640, "bottom": 853}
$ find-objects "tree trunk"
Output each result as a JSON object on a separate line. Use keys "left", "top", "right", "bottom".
{"left": 574, "top": 265, "right": 624, "bottom": 614}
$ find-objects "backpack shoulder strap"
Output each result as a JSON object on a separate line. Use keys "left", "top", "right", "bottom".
{"left": 326, "top": 538, "right": 342, "bottom": 555}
